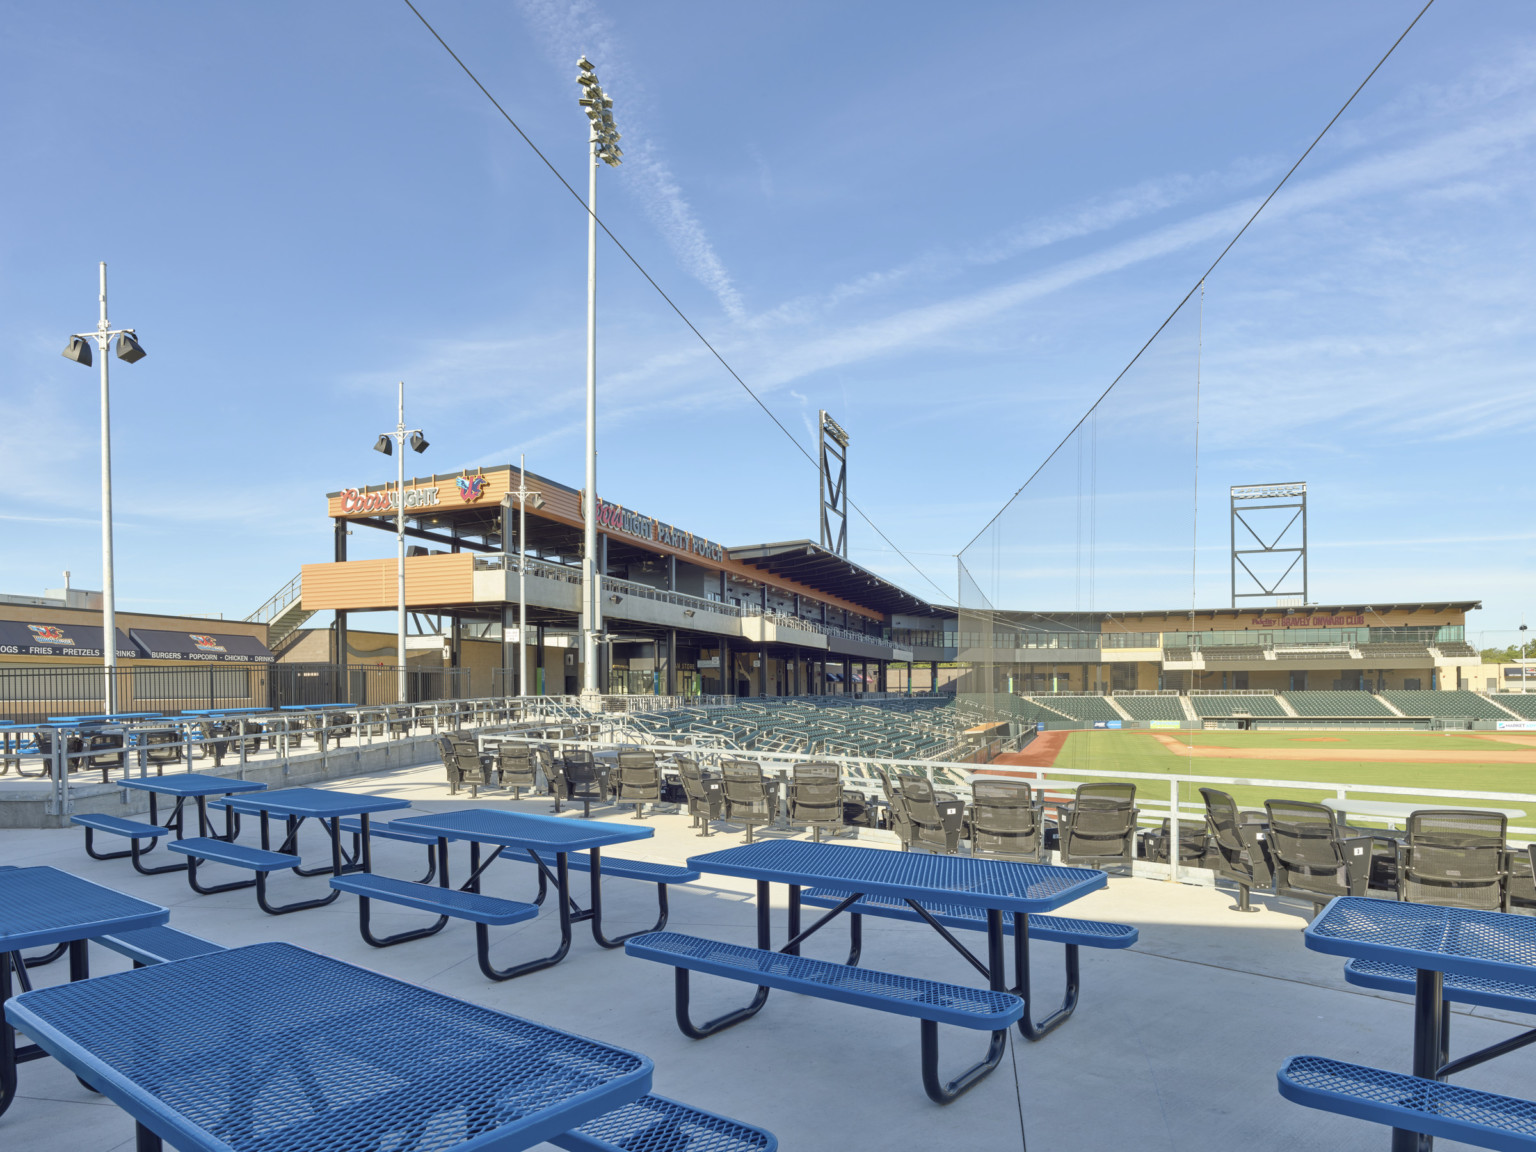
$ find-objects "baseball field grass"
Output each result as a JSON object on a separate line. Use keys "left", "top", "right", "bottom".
{"left": 999, "top": 729, "right": 1536, "bottom": 831}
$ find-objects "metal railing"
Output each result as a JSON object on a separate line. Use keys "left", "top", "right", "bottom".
{"left": 246, "top": 573, "right": 302, "bottom": 624}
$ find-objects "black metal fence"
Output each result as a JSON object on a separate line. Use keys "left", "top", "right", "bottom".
{"left": 0, "top": 663, "right": 498, "bottom": 724}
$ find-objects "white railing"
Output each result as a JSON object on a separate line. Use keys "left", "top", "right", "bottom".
{"left": 245, "top": 573, "right": 302, "bottom": 624}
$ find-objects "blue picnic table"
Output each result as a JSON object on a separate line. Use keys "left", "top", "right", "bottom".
{"left": 0, "top": 866, "right": 167, "bottom": 1117}
{"left": 1284, "top": 896, "right": 1536, "bottom": 1150}
{"left": 388, "top": 809, "right": 657, "bottom": 977}
{"left": 182, "top": 787, "right": 410, "bottom": 914}
{"left": 6, "top": 941, "right": 653, "bottom": 1151}
{"left": 119, "top": 772, "right": 267, "bottom": 838}
{"left": 648, "top": 839, "right": 1111, "bottom": 1102}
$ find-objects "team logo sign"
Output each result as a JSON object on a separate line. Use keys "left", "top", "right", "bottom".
{"left": 190, "top": 634, "right": 227, "bottom": 653}
{"left": 456, "top": 475, "right": 488, "bottom": 502}
{"left": 27, "top": 625, "right": 70, "bottom": 644}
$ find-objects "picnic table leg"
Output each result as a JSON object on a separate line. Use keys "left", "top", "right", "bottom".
{"left": 920, "top": 908, "right": 1010, "bottom": 1105}
{"left": 586, "top": 848, "right": 674, "bottom": 949}
{"left": 673, "top": 880, "right": 772, "bottom": 1038}
{"left": 475, "top": 848, "right": 574, "bottom": 979}
{"left": 255, "top": 816, "right": 344, "bottom": 915}
{"left": 1392, "top": 971, "right": 1444, "bottom": 1152}
{"left": 1011, "top": 912, "right": 1080, "bottom": 1041}
{"left": 135, "top": 1122, "right": 162, "bottom": 1150}
{"left": 354, "top": 817, "right": 450, "bottom": 947}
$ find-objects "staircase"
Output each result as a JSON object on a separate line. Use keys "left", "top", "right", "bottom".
{"left": 1376, "top": 695, "right": 1406, "bottom": 717}
{"left": 246, "top": 574, "right": 314, "bottom": 650}
{"left": 1177, "top": 695, "right": 1198, "bottom": 722}
{"left": 1106, "top": 696, "right": 1134, "bottom": 722}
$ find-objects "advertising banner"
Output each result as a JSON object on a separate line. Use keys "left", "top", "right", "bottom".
{"left": 1150, "top": 719, "right": 1183, "bottom": 730}
{"left": 1496, "top": 720, "right": 1536, "bottom": 732}
{"left": 1093, "top": 720, "right": 1123, "bottom": 730}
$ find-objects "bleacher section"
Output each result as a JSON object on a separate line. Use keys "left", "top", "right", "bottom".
{"left": 1493, "top": 695, "right": 1536, "bottom": 719}
{"left": 627, "top": 697, "right": 960, "bottom": 761}
{"left": 1116, "top": 695, "right": 1186, "bottom": 722}
{"left": 1434, "top": 642, "right": 1479, "bottom": 658}
{"left": 1201, "top": 646, "right": 1268, "bottom": 663}
{"left": 1283, "top": 691, "right": 1394, "bottom": 717}
{"left": 1356, "top": 643, "right": 1431, "bottom": 659}
{"left": 1380, "top": 690, "right": 1511, "bottom": 721}
{"left": 1189, "top": 695, "right": 1288, "bottom": 718}
{"left": 1024, "top": 695, "right": 1122, "bottom": 724}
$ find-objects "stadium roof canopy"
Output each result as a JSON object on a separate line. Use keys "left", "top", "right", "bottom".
{"left": 727, "top": 541, "right": 946, "bottom": 618}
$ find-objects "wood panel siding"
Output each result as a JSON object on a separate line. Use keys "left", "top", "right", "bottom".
{"left": 301, "top": 554, "right": 474, "bottom": 611}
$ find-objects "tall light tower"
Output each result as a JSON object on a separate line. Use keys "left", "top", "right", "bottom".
{"left": 576, "top": 56, "right": 623, "bottom": 700}
{"left": 373, "top": 382, "right": 429, "bottom": 705}
{"left": 62, "top": 263, "right": 147, "bottom": 715}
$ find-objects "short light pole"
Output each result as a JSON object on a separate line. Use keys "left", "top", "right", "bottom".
{"left": 576, "top": 55, "right": 623, "bottom": 700}
{"left": 62, "top": 262, "right": 147, "bottom": 716}
{"left": 373, "top": 382, "right": 429, "bottom": 705}
{"left": 507, "top": 456, "right": 543, "bottom": 696}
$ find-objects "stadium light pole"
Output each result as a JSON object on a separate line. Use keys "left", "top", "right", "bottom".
{"left": 373, "top": 382, "right": 428, "bottom": 705}
{"left": 62, "top": 262, "right": 147, "bottom": 716}
{"left": 507, "top": 456, "right": 543, "bottom": 695}
{"left": 576, "top": 55, "right": 623, "bottom": 700}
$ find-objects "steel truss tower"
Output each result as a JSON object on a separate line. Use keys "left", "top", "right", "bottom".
{"left": 1230, "top": 482, "right": 1308, "bottom": 608}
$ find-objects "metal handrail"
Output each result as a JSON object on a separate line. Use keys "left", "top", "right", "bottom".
{"left": 245, "top": 573, "right": 302, "bottom": 624}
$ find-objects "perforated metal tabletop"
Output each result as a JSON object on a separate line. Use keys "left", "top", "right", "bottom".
{"left": 1307, "top": 896, "right": 1536, "bottom": 986}
{"left": 0, "top": 866, "right": 167, "bottom": 952}
{"left": 689, "top": 840, "right": 1106, "bottom": 914}
{"left": 396, "top": 809, "right": 652, "bottom": 853}
{"left": 6, "top": 941, "right": 652, "bottom": 1152}
{"left": 118, "top": 773, "right": 267, "bottom": 798}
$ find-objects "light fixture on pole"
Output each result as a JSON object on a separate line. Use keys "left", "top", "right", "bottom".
{"left": 62, "top": 262, "right": 147, "bottom": 716}
{"left": 576, "top": 55, "right": 623, "bottom": 701}
{"left": 373, "top": 382, "right": 429, "bottom": 705}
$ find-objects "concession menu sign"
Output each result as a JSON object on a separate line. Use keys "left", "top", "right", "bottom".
{"left": 0, "top": 622, "right": 137, "bottom": 659}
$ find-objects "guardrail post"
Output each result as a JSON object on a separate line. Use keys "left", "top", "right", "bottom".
{"left": 1166, "top": 779, "right": 1180, "bottom": 882}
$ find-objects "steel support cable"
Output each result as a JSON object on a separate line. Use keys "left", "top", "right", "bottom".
{"left": 400, "top": 0, "right": 950, "bottom": 601}
{"left": 958, "top": 0, "right": 1437, "bottom": 555}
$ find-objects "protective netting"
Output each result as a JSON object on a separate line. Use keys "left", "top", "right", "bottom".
{"left": 954, "top": 294, "right": 1202, "bottom": 760}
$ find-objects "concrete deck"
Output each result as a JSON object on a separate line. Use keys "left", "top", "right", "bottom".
{"left": 3, "top": 763, "right": 1530, "bottom": 1151}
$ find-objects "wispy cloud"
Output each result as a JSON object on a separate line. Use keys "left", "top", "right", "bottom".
{"left": 513, "top": 0, "right": 745, "bottom": 318}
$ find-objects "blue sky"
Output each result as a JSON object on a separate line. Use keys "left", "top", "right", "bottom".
{"left": 1, "top": 1, "right": 1532, "bottom": 645}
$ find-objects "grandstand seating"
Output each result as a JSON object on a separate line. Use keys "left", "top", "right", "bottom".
{"left": 1493, "top": 694, "right": 1536, "bottom": 719}
{"left": 1434, "top": 641, "right": 1478, "bottom": 657}
{"left": 1201, "top": 646, "right": 1267, "bottom": 662}
{"left": 1355, "top": 643, "right": 1431, "bottom": 659}
{"left": 1115, "top": 695, "right": 1185, "bottom": 722}
{"left": 1188, "top": 695, "right": 1288, "bottom": 718}
{"left": 1023, "top": 695, "right": 1122, "bottom": 724}
{"left": 628, "top": 697, "right": 961, "bottom": 761}
{"left": 1380, "top": 690, "right": 1511, "bottom": 721}
{"left": 1283, "top": 691, "right": 1394, "bottom": 718}
{"left": 1163, "top": 647, "right": 1193, "bottom": 662}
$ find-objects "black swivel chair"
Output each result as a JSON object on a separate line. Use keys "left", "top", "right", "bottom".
{"left": 1264, "top": 799, "right": 1382, "bottom": 917}
{"left": 787, "top": 762, "right": 845, "bottom": 843}
{"left": 496, "top": 743, "right": 538, "bottom": 801}
{"left": 1200, "top": 787, "right": 1273, "bottom": 912}
{"left": 616, "top": 750, "right": 663, "bottom": 819}
{"left": 969, "top": 778, "right": 1047, "bottom": 863}
{"left": 1397, "top": 809, "right": 1508, "bottom": 911}
{"left": 1058, "top": 783, "right": 1139, "bottom": 872}
{"left": 721, "top": 759, "right": 779, "bottom": 843}
{"left": 677, "top": 757, "right": 723, "bottom": 836}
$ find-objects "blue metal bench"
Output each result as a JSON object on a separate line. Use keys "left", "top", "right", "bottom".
{"left": 513, "top": 850, "right": 700, "bottom": 948}
{"left": 551, "top": 1092, "right": 776, "bottom": 1152}
{"left": 338, "top": 816, "right": 444, "bottom": 885}
{"left": 800, "top": 887, "right": 1137, "bottom": 1040}
{"left": 1278, "top": 1054, "right": 1536, "bottom": 1149}
{"left": 1346, "top": 958, "right": 1536, "bottom": 1017}
{"left": 167, "top": 837, "right": 326, "bottom": 915}
{"left": 71, "top": 814, "right": 185, "bottom": 876}
{"left": 625, "top": 930, "right": 1023, "bottom": 1104}
{"left": 95, "top": 926, "right": 225, "bottom": 968}
{"left": 330, "top": 873, "right": 539, "bottom": 951}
